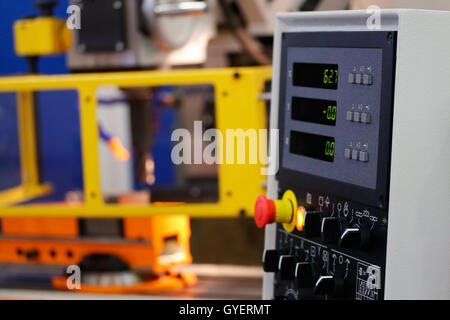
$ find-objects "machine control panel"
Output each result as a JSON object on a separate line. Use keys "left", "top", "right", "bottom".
{"left": 256, "top": 31, "right": 397, "bottom": 300}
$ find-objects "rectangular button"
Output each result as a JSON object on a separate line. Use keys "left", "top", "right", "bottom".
{"left": 361, "top": 112, "right": 371, "bottom": 124}
{"left": 346, "top": 111, "right": 354, "bottom": 121}
{"left": 359, "top": 151, "right": 369, "bottom": 162}
{"left": 353, "top": 111, "right": 361, "bottom": 122}
{"left": 348, "top": 73, "right": 356, "bottom": 84}
{"left": 344, "top": 148, "right": 352, "bottom": 159}
{"left": 363, "top": 74, "right": 373, "bottom": 85}
{"left": 355, "top": 74, "right": 363, "bottom": 84}
{"left": 351, "top": 150, "right": 359, "bottom": 160}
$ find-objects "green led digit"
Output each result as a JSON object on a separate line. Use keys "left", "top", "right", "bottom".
{"left": 323, "top": 69, "right": 329, "bottom": 84}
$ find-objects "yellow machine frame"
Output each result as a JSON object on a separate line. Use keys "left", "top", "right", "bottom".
{"left": 0, "top": 67, "right": 271, "bottom": 218}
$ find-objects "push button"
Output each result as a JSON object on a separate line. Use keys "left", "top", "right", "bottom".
{"left": 355, "top": 74, "right": 363, "bottom": 84}
{"left": 362, "top": 74, "right": 373, "bottom": 85}
{"left": 359, "top": 151, "right": 369, "bottom": 162}
{"left": 348, "top": 73, "right": 356, "bottom": 84}
{"left": 346, "top": 111, "right": 353, "bottom": 121}
{"left": 254, "top": 191, "right": 297, "bottom": 232}
{"left": 361, "top": 112, "right": 371, "bottom": 124}
{"left": 351, "top": 150, "right": 359, "bottom": 160}
{"left": 353, "top": 111, "right": 361, "bottom": 122}
{"left": 344, "top": 148, "right": 352, "bottom": 159}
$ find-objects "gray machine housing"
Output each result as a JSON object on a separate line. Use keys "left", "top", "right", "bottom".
{"left": 264, "top": 9, "right": 450, "bottom": 300}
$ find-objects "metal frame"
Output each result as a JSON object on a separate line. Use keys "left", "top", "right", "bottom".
{"left": 0, "top": 67, "right": 272, "bottom": 217}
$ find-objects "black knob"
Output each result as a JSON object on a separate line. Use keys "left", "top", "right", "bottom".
{"left": 278, "top": 255, "right": 296, "bottom": 280}
{"left": 295, "top": 262, "right": 316, "bottom": 288}
{"left": 339, "top": 225, "right": 370, "bottom": 249}
{"left": 34, "top": 0, "right": 58, "bottom": 17}
{"left": 314, "top": 275, "right": 334, "bottom": 295}
{"left": 321, "top": 217, "right": 339, "bottom": 243}
{"left": 262, "top": 249, "right": 279, "bottom": 272}
{"left": 303, "top": 211, "right": 322, "bottom": 237}
{"left": 314, "top": 274, "right": 346, "bottom": 296}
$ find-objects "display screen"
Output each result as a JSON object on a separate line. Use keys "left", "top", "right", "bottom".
{"left": 291, "top": 97, "right": 337, "bottom": 126}
{"left": 290, "top": 131, "right": 335, "bottom": 162}
{"left": 293, "top": 63, "right": 339, "bottom": 89}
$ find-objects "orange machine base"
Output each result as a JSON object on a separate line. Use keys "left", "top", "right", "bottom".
{"left": 51, "top": 271, "right": 197, "bottom": 295}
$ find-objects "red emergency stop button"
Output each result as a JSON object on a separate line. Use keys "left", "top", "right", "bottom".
{"left": 255, "top": 195, "right": 276, "bottom": 228}
{"left": 254, "top": 190, "right": 298, "bottom": 232}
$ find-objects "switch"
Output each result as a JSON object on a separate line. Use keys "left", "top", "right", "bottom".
{"left": 351, "top": 150, "right": 359, "bottom": 160}
{"left": 321, "top": 217, "right": 339, "bottom": 243}
{"left": 344, "top": 148, "right": 352, "bottom": 159}
{"left": 353, "top": 111, "right": 361, "bottom": 122}
{"left": 359, "top": 151, "right": 369, "bottom": 162}
{"left": 355, "top": 74, "right": 362, "bottom": 84}
{"left": 314, "top": 274, "right": 346, "bottom": 296}
{"left": 363, "top": 74, "right": 373, "bottom": 85}
{"left": 254, "top": 190, "right": 297, "bottom": 232}
{"left": 295, "top": 262, "right": 316, "bottom": 288}
{"left": 339, "top": 225, "right": 371, "bottom": 249}
{"left": 262, "top": 249, "right": 280, "bottom": 272}
{"left": 314, "top": 275, "right": 335, "bottom": 295}
{"left": 279, "top": 255, "right": 296, "bottom": 280}
{"left": 346, "top": 111, "right": 353, "bottom": 121}
{"left": 302, "top": 210, "right": 323, "bottom": 237}
{"left": 361, "top": 112, "right": 371, "bottom": 124}
{"left": 348, "top": 73, "right": 356, "bottom": 84}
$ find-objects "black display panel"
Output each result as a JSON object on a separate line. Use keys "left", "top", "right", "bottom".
{"left": 293, "top": 63, "right": 339, "bottom": 89}
{"left": 291, "top": 97, "right": 337, "bottom": 126}
{"left": 290, "top": 131, "right": 335, "bottom": 162}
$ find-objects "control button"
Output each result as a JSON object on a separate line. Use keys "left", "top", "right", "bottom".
{"left": 353, "top": 111, "right": 361, "bottom": 122}
{"left": 279, "top": 255, "right": 296, "bottom": 280}
{"left": 361, "top": 112, "right": 371, "bottom": 124}
{"left": 321, "top": 217, "right": 339, "bottom": 243}
{"left": 355, "top": 74, "right": 363, "bottom": 84}
{"left": 262, "top": 249, "right": 280, "bottom": 272}
{"left": 314, "top": 275, "right": 335, "bottom": 295}
{"left": 303, "top": 210, "right": 322, "bottom": 237}
{"left": 254, "top": 190, "right": 297, "bottom": 232}
{"left": 296, "top": 262, "right": 316, "bottom": 288}
{"left": 346, "top": 111, "right": 353, "bottom": 121}
{"left": 339, "top": 225, "right": 371, "bottom": 249}
{"left": 359, "top": 151, "right": 369, "bottom": 162}
{"left": 351, "top": 150, "right": 359, "bottom": 160}
{"left": 348, "top": 73, "right": 356, "bottom": 84}
{"left": 344, "top": 148, "right": 351, "bottom": 159}
{"left": 363, "top": 74, "right": 373, "bottom": 85}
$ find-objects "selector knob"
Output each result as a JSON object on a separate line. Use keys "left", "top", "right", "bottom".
{"left": 314, "top": 274, "right": 345, "bottom": 296}
{"left": 321, "top": 217, "right": 340, "bottom": 243}
{"left": 262, "top": 249, "right": 280, "bottom": 272}
{"left": 254, "top": 190, "right": 297, "bottom": 232}
{"left": 314, "top": 275, "right": 335, "bottom": 295}
{"left": 303, "top": 211, "right": 323, "bottom": 237}
{"left": 278, "top": 255, "right": 296, "bottom": 280}
{"left": 295, "top": 262, "right": 316, "bottom": 288}
{"left": 339, "top": 225, "right": 371, "bottom": 249}
{"left": 296, "top": 206, "right": 326, "bottom": 237}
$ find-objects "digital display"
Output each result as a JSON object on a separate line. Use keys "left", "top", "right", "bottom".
{"left": 293, "top": 63, "right": 339, "bottom": 89}
{"left": 290, "top": 131, "right": 335, "bottom": 162}
{"left": 291, "top": 97, "right": 337, "bottom": 126}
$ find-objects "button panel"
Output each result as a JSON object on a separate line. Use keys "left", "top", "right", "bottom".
{"left": 345, "top": 148, "right": 369, "bottom": 162}
{"left": 347, "top": 111, "right": 372, "bottom": 124}
{"left": 348, "top": 73, "right": 373, "bottom": 86}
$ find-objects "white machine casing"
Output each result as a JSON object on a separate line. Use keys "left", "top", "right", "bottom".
{"left": 264, "top": 9, "right": 450, "bottom": 300}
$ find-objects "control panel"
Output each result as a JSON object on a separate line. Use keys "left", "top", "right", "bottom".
{"left": 256, "top": 31, "right": 397, "bottom": 300}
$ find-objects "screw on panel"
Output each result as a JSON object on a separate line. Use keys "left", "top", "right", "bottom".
{"left": 387, "top": 32, "right": 393, "bottom": 44}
